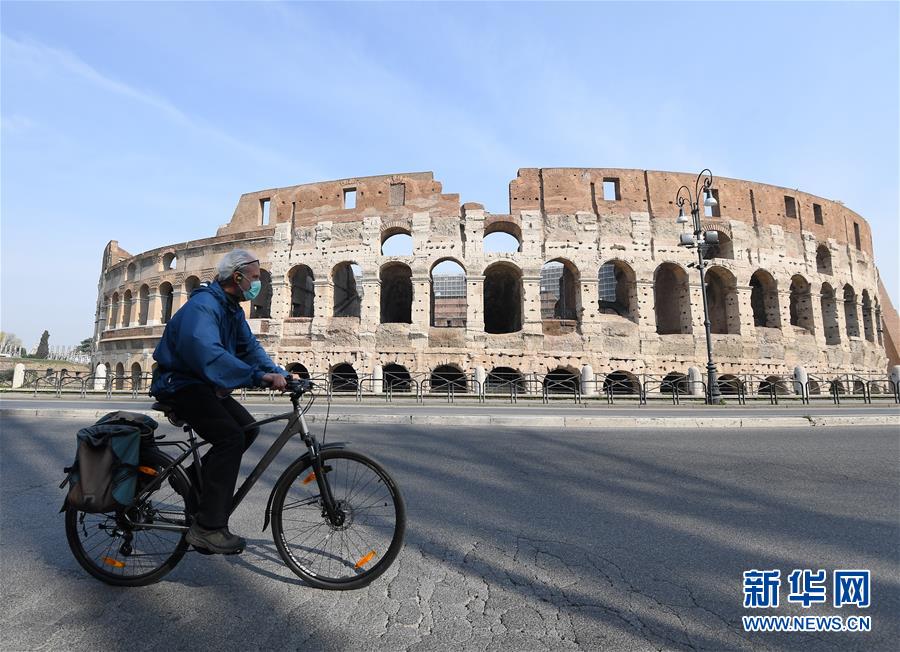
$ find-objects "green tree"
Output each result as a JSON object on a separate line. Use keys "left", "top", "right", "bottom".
{"left": 35, "top": 330, "right": 50, "bottom": 359}
{"left": 0, "top": 331, "right": 23, "bottom": 353}
{"left": 75, "top": 337, "right": 93, "bottom": 354}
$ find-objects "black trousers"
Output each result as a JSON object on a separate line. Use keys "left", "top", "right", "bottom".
{"left": 167, "top": 384, "right": 259, "bottom": 529}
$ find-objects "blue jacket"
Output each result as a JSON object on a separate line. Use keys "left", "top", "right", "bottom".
{"left": 150, "top": 280, "right": 285, "bottom": 398}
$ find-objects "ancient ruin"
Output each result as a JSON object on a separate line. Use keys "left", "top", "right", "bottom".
{"left": 91, "top": 169, "right": 895, "bottom": 394}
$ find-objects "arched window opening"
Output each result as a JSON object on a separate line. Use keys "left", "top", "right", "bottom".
{"left": 122, "top": 290, "right": 133, "bottom": 328}
{"left": 184, "top": 275, "right": 200, "bottom": 297}
{"left": 540, "top": 260, "right": 579, "bottom": 321}
{"left": 126, "top": 262, "right": 137, "bottom": 281}
{"left": 115, "top": 362, "right": 125, "bottom": 390}
{"left": 431, "top": 260, "right": 467, "bottom": 328}
{"left": 807, "top": 380, "right": 821, "bottom": 395}
{"left": 381, "top": 232, "right": 413, "bottom": 256}
{"left": 759, "top": 376, "right": 791, "bottom": 396}
{"left": 483, "top": 231, "right": 520, "bottom": 254}
{"left": 843, "top": 285, "right": 860, "bottom": 337}
{"left": 333, "top": 263, "right": 363, "bottom": 317}
{"left": 706, "top": 267, "right": 740, "bottom": 334}
{"left": 285, "top": 363, "right": 310, "bottom": 379}
{"left": 704, "top": 231, "right": 734, "bottom": 260}
{"left": 159, "top": 282, "right": 174, "bottom": 324}
{"left": 383, "top": 363, "right": 412, "bottom": 393}
{"left": 485, "top": 367, "right": 526, "bottom": 394}
{"left": 820, "top": 283, "right": 840, "bottom": 345}
{"left": 789, "top": 275, "right": 814, "bottom": 332}
{"left": 380, "top": 263, "right": 413, "bottom": 324}
{"left": 138, "top": 284, "right": 150, "bottom": 326}
{"left": 661, "top": 372, "right": 689, "bottom": 395}
{"left": 654, "top": 263, "right": 692, "bottom": 334}
{"left": 330, "top": 363, "right": 358, "bottom": 393}
{"left": 604, "top": 370, "right": 640, "bottom": 395}
{"left": 598, "top": 260, "right": 636, "bottom": 319}
{"left": 815, "top": 245, "right": 832, "bottom": 275}
{"left": 130, "top": 362, "right": 143, "bottom": 391}
{"left": 861, "top": 290, "right": 874, "bottom": 342}
{"left": 749, "top": 270, "right": 780, "bottom": 328}
{"left": 289, "top": 265, "right": 315, "bottom": 318}
{"left": 109, "top": 292, "right": 120, "bottom": 329}
{"left": 716, "top": 374, "right": 743, "bottom": 396}
{"left": 430, "top": 365, "right": 466, "bottom": 393}
{"left": 250, "top": 269, "right": 272, "bottom": 319}
{"left": 483, "top": 263, "right": 523, "bottom": 334}
{"left": 544, "top": 367, "right": 579, "bottom": 394}
{"left": 162, "top": 253, "right": 177, "bottom": 271}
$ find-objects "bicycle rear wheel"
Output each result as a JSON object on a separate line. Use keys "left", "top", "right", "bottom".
{"left": 65, "top": 448, "right": 193, "bottom": 587}
{"left": 271, "top": 449, "right": 405, "bottom": 590}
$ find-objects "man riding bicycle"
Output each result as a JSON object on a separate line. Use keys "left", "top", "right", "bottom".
{"left": 150, "top": 249, "right": 289, "bottom": 554}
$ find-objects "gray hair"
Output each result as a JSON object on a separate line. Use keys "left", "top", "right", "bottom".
{"left": 216, "top": 249, "right": 259, "bottom": 282}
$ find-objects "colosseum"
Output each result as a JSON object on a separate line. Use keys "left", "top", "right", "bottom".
{"left": 91, "top": 168, "right": 897, "bottom": 398}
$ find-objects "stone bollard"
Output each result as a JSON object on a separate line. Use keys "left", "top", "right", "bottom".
{"left": 793, "top": 366, "right": 808, "bottom": 397}
{"left": 373, "top": 365, "right": 383, "bottom": 394}
{"left": 474, "top": 366, "right": 486, "bottom": 396}
{"left": 12, "top": 363, "right": 25, "bottom": 389}
{"left": 688, "top": 366, "right": 703, "bottom": 397}
{"left": 94, "top": 364, "right": 107, "bottom": 391}
{"left": 581, "top": 364, "right": 595, "bottom": 396}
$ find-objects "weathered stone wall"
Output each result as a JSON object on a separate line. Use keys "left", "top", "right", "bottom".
{"left": 91, "top": 169, "right": 893, "bottom": 385}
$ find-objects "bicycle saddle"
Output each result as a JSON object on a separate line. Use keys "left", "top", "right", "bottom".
{"left": 151, "top": 401, "right": 187, "bottom": 428}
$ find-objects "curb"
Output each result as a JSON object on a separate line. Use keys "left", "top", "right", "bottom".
{"left": 1, "top": 408, "right": 897, "bottom": 429}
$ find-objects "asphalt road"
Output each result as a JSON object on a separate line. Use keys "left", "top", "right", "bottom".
{"left": 1, "top": 416, "right": 897, "bottom": 651}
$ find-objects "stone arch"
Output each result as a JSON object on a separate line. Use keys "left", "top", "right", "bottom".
{"left": 126, "top": 262, "right": 137, "bottom": 281}
{"left": 250, "top": 268, "right": 272, "bottom": 318}
{"left": 383, "top": 363, "right": 412, "bottom": 392}
{"left": 485, "top": 367, "right": 526, "bottom": 394}
{"left": 759, "top": 375, "right": 791, "bottom": 396}
{"left": 430, "top": 259, "right": 467, "bottom": 328}
{"left": 184, "top": 275, "right": 200, "bottom": 296}
{"left": 159, "top": 282, "right": 174, "bottom": 324}
{"left": 598, "top": 259, "right": 636, "bottom": 320}
{"left": 704, "top": 230, "right": 734, "bottom": 260}
{"left": 333, "top": 262, "right": 362, "bottom": 318}
{"left": 604, "top": 370, "right": 641, "bottom": 395}
{"left": 661, "top": 371, "right": 689, "bottom": 395}
{"left": 381, "top": 229, "right": 413, "bottom": 256}
{"left": 483, "top": 221, "right": 521, "bottom": 253}
{"left": 330, "top": 362, "right": 358, "bottom": 392}
{"left": 380, "top": 262, "right": 413, "bottom": 324}
{"left": 815, "top": 245, "right": 832, "bottom": 275}
{"left": 114, "top": 362, "right": 125, "bottom": 390}
{"left": 122, "top": 290, "right": 133, "bottom": 327}
{"left": 789, "top": 275, "right": 814, "bottom": 332}
{"left": 130, "top": 362, "right": 144, "bottom": 391}
{"left": 654, "top": 263, "right": 692, "bottom": 334}
{"left": 137, "top": 284, "right": 150, "bottom": 326}
{"left": 544, "top": 367, "right": 580, "bottom": 394}
{"left": 861, "top": 290, "right": 874, "bottom": 342}
{"left": 162, "top": 252, "right": 177, "bottom": 271}
{"left": 430, "top": 364, "right": 467, "bottom": 393}
{"left": 289, "top": 265, "right": 315, "bottom": 318}
{"left": 820, "top": 283, "right": 840, "bottom": 345}
{"left": 483, "top": 262, "right": 523, "bottom": 334}
{"left": 285, "top": 362, "right": 310, "bottom": 379}
{"left": 706, "top": 266, "right": 740, "bottom": 334}
{"left": 716, "top": 374, "right": 744, "bottom": 396}
{"left": 749, "top": 269, "right": 780, "bottom": 328}
{"left": 843, "top": 284, "right": 860, "bottom": 337}
{"left": 540, "top": 258, "right": 580, "bottom": 321}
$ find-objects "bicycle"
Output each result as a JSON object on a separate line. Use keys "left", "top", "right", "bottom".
{"left": 64, "top": 379, "right": 406, "bottom": 590}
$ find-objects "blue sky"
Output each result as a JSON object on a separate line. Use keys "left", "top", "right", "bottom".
{"left": 2, "top": 1, "right": 898, "bottom": 348}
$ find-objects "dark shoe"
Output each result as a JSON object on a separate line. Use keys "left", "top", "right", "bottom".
{"left": 186, "top": 523, "right": 246, "bottom": 555}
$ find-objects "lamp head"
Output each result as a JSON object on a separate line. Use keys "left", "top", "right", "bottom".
{"left": 703, "top": 190, "right": 718, "bottom": 208}
{"left": 676, "top": 207, "right": 689, "bottom": 224}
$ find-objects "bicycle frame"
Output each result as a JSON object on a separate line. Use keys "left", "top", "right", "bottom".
{"left": 126, "top": 392, "right": 347, "bottom": 534}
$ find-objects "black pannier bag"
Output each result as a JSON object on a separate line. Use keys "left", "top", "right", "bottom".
{"left": 61, "top": 411, "right": 159, "bottom": 513}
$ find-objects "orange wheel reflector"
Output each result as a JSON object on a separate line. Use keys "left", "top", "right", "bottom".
{"left": 102, "top": 556, "right": 126, "bottom": 568}
{"left": 138, "top": 466, "right": 158, "bottom": 476}
{"left": 355, "top": 550, "right": 377, "bottom": 569}
{"left": 302, "top": 472, "right": 316, "bottom": 485}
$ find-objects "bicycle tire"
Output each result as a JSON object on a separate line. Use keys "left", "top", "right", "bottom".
{"left": 65, "top": 448, "right": 194, "bottom": 587}
{"left": 271, "top": 449, "right": 405, "bottom": 590}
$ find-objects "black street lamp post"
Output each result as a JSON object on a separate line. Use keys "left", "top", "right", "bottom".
{"left": 675, "top": 169, "right": 722, "bottom": 403}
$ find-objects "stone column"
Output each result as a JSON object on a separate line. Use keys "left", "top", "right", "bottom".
{"left": 270, "top": 274, "right": 289, "bottom": 322}
{"left": 466, "top": 275, "right": 485, "bottom": 334}
{"left": 360, "top": 277, "right": 381, "bottom": 327}
{"left": 522, "top": 273, "right": 543, "bottom": 336}
{"left": 735, "top": 285, "right": 754, "bottom": 336}
{"left": 636, "top": 279, "right": 655, "bottom": 331}
{"left": 579, "top": 279, "right": 598, "bottom": 327}
{"left": 147, "top": 290, "right": 162, "bottom": 326}
{"left": 171, "top": 289, "right": 186, "bottom": 316}
{"left": 777, "top": 290, "right": 795, "bottom": 341}
{"left": 411, "top": 273, "right": 431, "bottom": 334}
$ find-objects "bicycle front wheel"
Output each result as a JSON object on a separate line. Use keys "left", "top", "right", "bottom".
{"left": 271, "top": 449, "right": 405, "bottom": 590}
{"left": 64, "top": 448, "right": 193, "bottom": 587}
